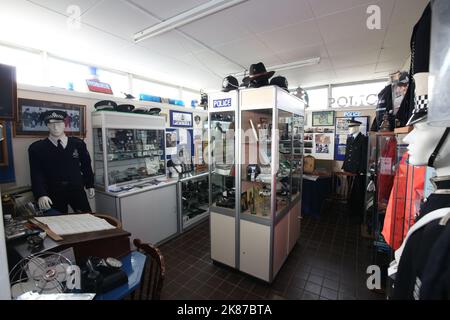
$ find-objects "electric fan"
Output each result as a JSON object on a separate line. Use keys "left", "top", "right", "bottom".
{"left": 9, "top": 251, "right": 74, "bottom": 299}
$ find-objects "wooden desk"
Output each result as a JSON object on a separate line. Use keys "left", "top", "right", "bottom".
{"left": 11, "top": 227, "right": 131, "bottom": 262}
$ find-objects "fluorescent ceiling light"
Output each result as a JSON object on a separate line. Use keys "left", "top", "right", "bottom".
{"left": 233, "top": 57, "right": 321, "bottom": 77}
{"left": 134, "top": 0, "right": 248, "bottom": 43}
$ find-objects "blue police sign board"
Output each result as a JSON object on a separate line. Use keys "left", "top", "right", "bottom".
{"left": 213, "top": 98, "right": 232, "bottom": 108}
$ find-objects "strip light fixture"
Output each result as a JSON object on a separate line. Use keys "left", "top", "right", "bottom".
{"left": 134, "top": 0, "right": 249, "bottom": 43}
{"left": 233, "top": 57, "right": 321, "bottom": 77}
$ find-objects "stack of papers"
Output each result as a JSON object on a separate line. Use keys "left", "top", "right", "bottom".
{"left": 34, "top": 214, "right": 115, "bottom": 236}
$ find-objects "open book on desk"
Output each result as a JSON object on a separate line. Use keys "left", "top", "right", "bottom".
{"left": 33, "top": 214, "right": 116, "bottom": 236}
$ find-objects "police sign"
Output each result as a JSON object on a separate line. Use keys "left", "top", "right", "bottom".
{"left": 213, "top": 98, "right": 232, "bottom": 108}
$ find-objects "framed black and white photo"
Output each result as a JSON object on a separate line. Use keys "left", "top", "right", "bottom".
{"left": 170, "top": 110, "right": 193, "bottom": 127}
{"left": 14, "top": 98, "right": 86, "bottom": 137}
{"left": 312, "top": 110, "right": 335, "bottom": 127}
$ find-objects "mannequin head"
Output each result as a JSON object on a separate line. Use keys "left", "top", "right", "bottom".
{"left": 404, "top": 121, "right": 450, "bottom": 174}
{"left": 47, "top": 120, "right": 66, "bottom": 139}
{"left": 349, "top": 125, "right": 360, "bottom": 135}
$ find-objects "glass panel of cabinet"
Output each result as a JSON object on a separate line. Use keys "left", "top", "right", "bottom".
{"left": 210, "top": 110, "right": 237, "bottom": 213}
{"left": 92, "top": 112, "right": 166, "bottom": 192}
{"left": 240, "top": 108, "right": 304, "bottom": 221}
{"left": 180, "top": 174, "right": 209, "bottom": 230}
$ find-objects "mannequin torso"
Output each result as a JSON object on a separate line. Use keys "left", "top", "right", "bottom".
{"left": 29, "top": 117, "right": 95, "bottom": 213}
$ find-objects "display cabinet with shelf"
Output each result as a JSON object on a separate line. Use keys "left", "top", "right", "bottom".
{"left": 209, "top": 86, "right": 305, "bottom": 282}
{"left": 92, "top": 111, "right": 179, "bottom": 246}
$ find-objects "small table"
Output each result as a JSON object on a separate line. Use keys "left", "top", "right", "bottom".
{"left": 95, "top": 251, "right": 146, "bottom": 300}
{"left": 302, "top": 175, "right": 332, "bottom": 217}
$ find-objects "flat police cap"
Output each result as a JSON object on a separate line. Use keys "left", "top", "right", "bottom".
{"left": 94, "top": 100, "right": 117, "bottom": 111}
{"left": 42, "top": 110, "right": 67, "bottom": 124}
{"left": 347, "top": 119, "right": 362, "bottom": 127}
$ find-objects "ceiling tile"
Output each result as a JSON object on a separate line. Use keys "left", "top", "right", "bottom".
{"left": 81, "top": 0, "right": 159, "bottom": 40}
{"left": 316, "top": 0, "right": 394, "bottom": 44}
{"left": 138, "top": 30, "right": 204, "bottom": 58}
{"left": 257, "top": 20, "right": 323, "bottom": 56}
{"left": 179, "top": 8, "right": 252, "bottom": 47}
{"left": 287, "top": 69, "right": 336, "bottom": 87}
{"left": 331, "top": 47, "right": 379, "bottom": 69}
{"left": 389, "top": 0, "right": 429, "bottom": 27}
{"left": 335, "top": 63, "right": 377, "bottom": 80}
{"left": 375, "top": 60, "right": 404, "bottom": 73}
{"left": 275, "top": 43, "right": 329, "bottom": 64}
{"left": 213, "top": 36, "right": 281, "bottom": 68}
{"left": 25, "top": 0, "right": 101, "bottom": 15}
{"left": 232, "top": 0, "right": 314, "bottom": 34}
{"left": 308, "top": 0, "right": 379, "bottom": 18}
{"left": 382, "top": 21, "right": 412, "bottom": 51}
{"left": 378, "top": 47, "right": 409, "bottom": 64}
{"left": 126, "top": 0, "right": 210, "bottom": 20}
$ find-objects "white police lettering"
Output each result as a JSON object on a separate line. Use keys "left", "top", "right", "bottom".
{"left": 213, "top": 98, "right": 232, "bottom": 108}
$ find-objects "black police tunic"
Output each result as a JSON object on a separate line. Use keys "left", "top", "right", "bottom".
{"left": 392, "top": 178, "right": 450, "bottom": 300}
{"left": 28, "top": 137, "right": 94, "bottom": 213}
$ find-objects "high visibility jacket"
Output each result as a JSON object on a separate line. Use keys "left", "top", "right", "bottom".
{"left": 382, "top": 152, "right": 426, "bottom": 250}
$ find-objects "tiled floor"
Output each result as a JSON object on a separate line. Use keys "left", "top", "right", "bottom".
{"left": 159, "top": 200, "right": 386, "bottom": 300}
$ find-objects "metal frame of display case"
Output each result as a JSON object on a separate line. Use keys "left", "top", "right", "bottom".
{"left": 209, "top": 86, "right": 305, "bottom": 282}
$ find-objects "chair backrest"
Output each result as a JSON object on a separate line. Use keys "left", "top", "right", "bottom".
{"left": 132, "top": 239, "right": 165, "bottom": 300}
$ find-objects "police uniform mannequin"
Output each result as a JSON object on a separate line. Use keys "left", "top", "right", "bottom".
{"left": 342, "top": 120, "right": 368, "bottom": 222}
{"left": 391, "top": 69, "right": 450, "bottom": 299}
{"left": 28, "top": 110, "right": 95, "bottom": 214}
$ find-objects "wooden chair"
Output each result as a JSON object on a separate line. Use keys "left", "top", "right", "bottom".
{"left": 131, "top": 238, "right": 166, "bottom": 300}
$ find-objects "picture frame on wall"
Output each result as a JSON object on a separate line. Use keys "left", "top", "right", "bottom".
{"left": 14, "top": 98, "right": 86, "bottom": 138}
{"left": 0, "top": 64, "right": 17, "bottom": 120}
{"left": 312, "top": 110, "right": 335, "bottom": 127}
{"left": 169, "top": 110, "right": 193, "bottom": 128}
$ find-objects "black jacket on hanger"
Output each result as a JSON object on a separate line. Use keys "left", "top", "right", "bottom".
{"left": 396, "top": 3, "right": 431, "bottom": 127}
{"left": 371, "top": 85, "right": 394, "bottom": 131}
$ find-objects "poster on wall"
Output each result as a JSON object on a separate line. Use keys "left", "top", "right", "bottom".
{"left": 312, "top": 111, "right": 335, "bottom": 126}
{"left": 312, "top": 132, "right": 335, "bottom": 160}
{"left": 334, "top": 116, "right": 369, "bottom": 161}
{"left": 166, "top": 130, "right": 177, "bottom": 155}
{"left": 170, "top": 110, "right": 192, "bottom": 127}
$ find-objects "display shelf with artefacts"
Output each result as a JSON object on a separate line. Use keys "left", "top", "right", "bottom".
{"left": 92, "top": 111, "right": 178, "bottom": 245}
{"left": 210, "top": 85, "right": 305, "bottom": 283}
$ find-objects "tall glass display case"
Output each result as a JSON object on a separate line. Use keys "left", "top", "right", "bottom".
{"left": 210, "top": 86, "right": 305, "bottom": 282}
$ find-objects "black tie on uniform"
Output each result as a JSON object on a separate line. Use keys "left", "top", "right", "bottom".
{"left": 57, "top": 139, "right": 64, "bottom": 152}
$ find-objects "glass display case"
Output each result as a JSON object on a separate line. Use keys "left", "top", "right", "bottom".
{"left": 92, "top": 111, "right": 166, "bottom": 192}
{"left": 209, "top": 86, "right": 305, "bottom": 282}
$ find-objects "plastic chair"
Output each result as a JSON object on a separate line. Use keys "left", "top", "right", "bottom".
{"left": 131, "top": 239, "right": 165, "bottom": 300}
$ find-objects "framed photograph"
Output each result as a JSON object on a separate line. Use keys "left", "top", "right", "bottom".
{"left": 14, "top": 98, "right": 86, "bottom": 137}
{"left": 312, "top": 111, "right": 335, "bottom": 127}
{"left": 170, "top": 110, "right": 193, "bottom": 127}
{"left": 0, "top": 64, "right": 17, "bottom": 120}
